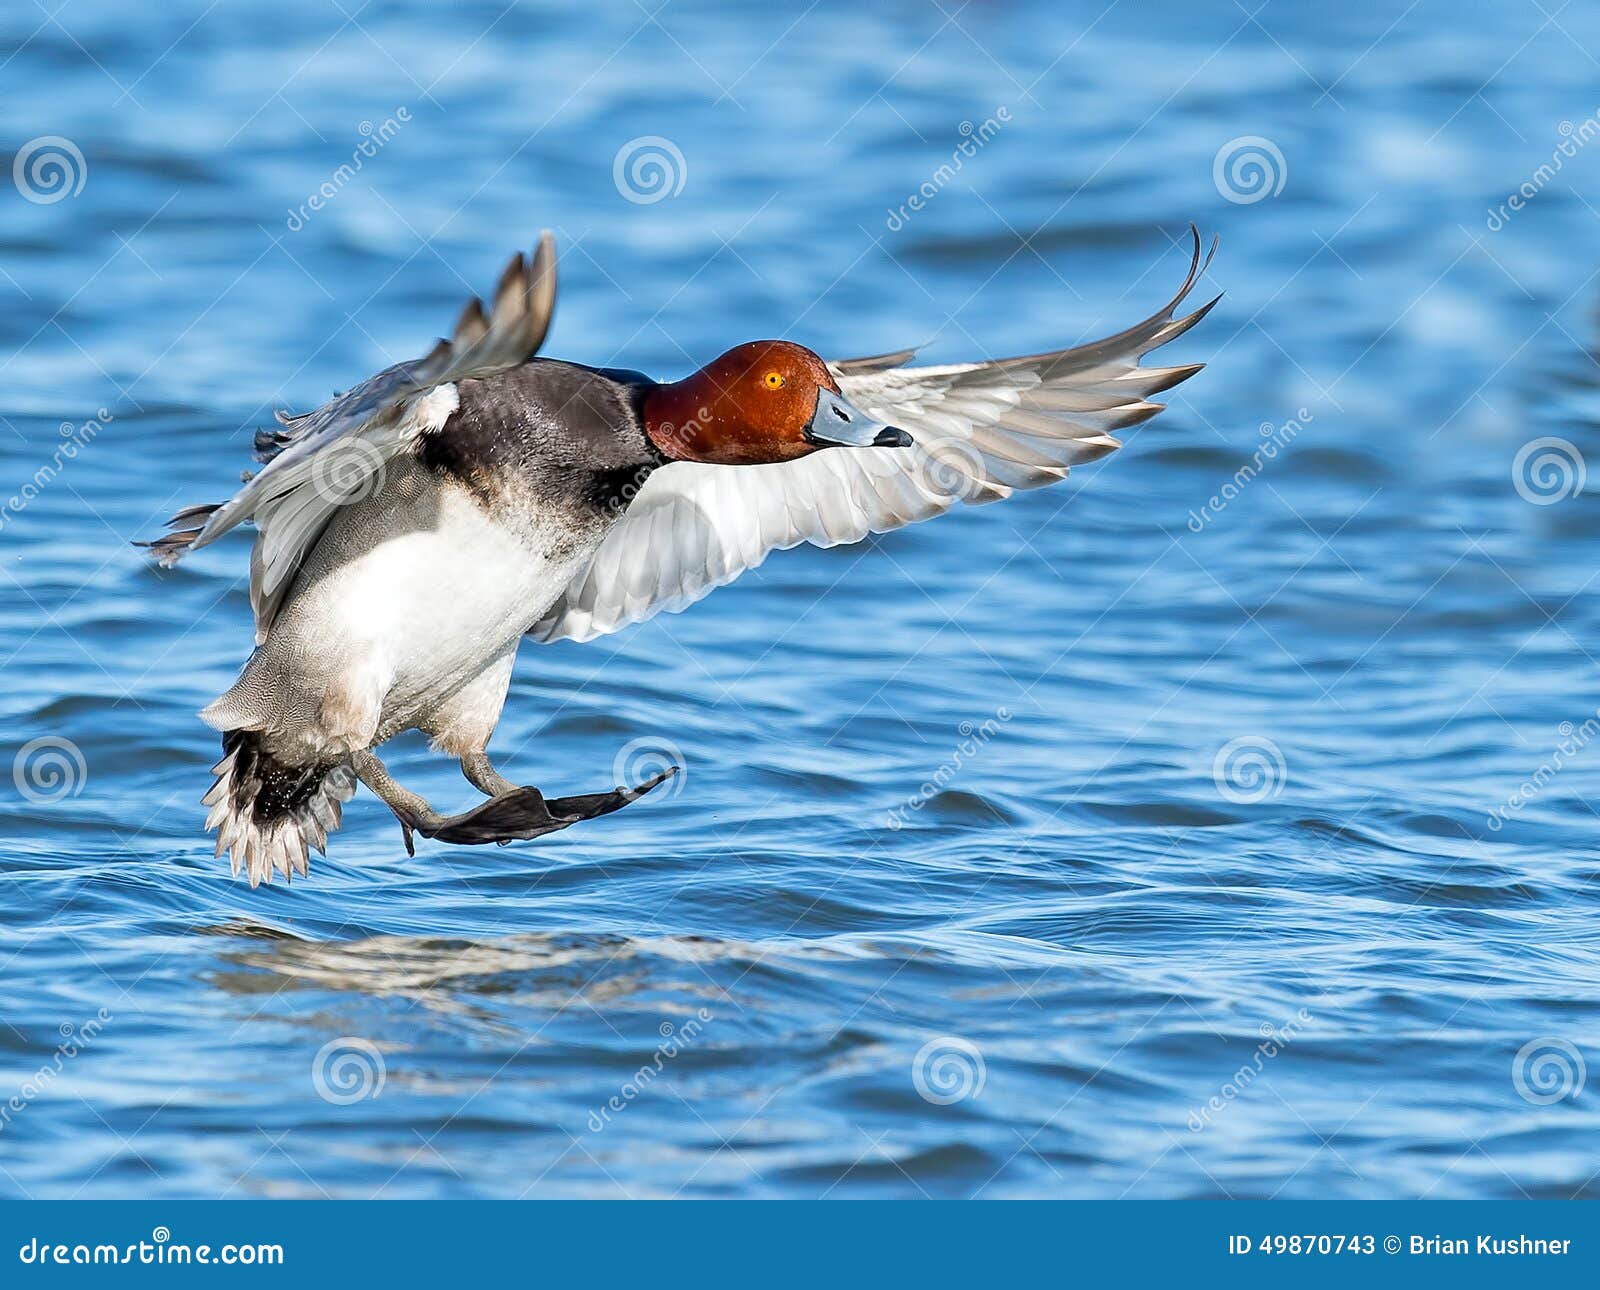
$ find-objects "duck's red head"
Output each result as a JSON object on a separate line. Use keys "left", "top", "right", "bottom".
{"left": 643, "top": 340, "right": 910, "bottom": 465}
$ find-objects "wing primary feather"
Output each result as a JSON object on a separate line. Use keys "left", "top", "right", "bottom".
{"left": 492, "top": 252, "right": 527, "bottom": 321}
{"left": 453, "top": 297, "right": 489, "bottom": 346}
{"left": 829, "top": 348, "right": 919, "bottom": 376}
{"left": 523, "top": 230, "right": 557, "bottom": 358}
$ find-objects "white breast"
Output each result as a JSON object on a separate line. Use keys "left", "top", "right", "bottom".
{"left": 216, "top": 458, "right": 601, "bottom": 755}
{"left": 332, "top": 485, "right": 554, "bottom": 702}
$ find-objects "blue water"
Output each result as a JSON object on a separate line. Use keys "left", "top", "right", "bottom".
{"left": 2, "top": 0, "right": 1599, "bottom": 1199}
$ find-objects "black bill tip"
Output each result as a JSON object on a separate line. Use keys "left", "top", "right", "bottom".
{"left": 874, "top": 425, "right": 912, "bottom": 447}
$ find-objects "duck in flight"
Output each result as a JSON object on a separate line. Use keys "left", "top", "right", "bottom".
{"left": 144, "top": 227, "right": 1217, "bottom": 886}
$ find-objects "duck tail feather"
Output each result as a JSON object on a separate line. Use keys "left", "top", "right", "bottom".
{"left": 205, "top": 730, "right": 356, "bottom": 887}
{"left": 133, "top": 501, "right": 225, "bottom": 567}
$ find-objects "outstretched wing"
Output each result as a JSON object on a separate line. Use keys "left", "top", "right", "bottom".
{"left": 529, "top": 227, "right": 1218, "bottom": 645}
{"left": 143, "top": 233, "right": 558, "bottom": 642}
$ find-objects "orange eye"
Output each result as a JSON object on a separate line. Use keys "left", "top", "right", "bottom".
{"left": 763, "top": 371, "right": 785, "bottom": 389}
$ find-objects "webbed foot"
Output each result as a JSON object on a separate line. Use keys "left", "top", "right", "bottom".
{"left": 418, "top": 769, "right": 675, "bottom": 848}
{"left": 352, "top": 749, "right": 677, "bottom": 856}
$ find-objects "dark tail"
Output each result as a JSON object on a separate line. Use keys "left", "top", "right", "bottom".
{"left": 203, "top": 730, "right": 356, "bottom": 887}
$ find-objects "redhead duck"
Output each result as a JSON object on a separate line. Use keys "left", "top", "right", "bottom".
{"left": 144, "top": 227, "right": 1217, "bottom": 886}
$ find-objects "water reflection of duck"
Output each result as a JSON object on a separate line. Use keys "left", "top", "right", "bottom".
{"left": 144, "top": 228, "right": 1217, "bottom": 885}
